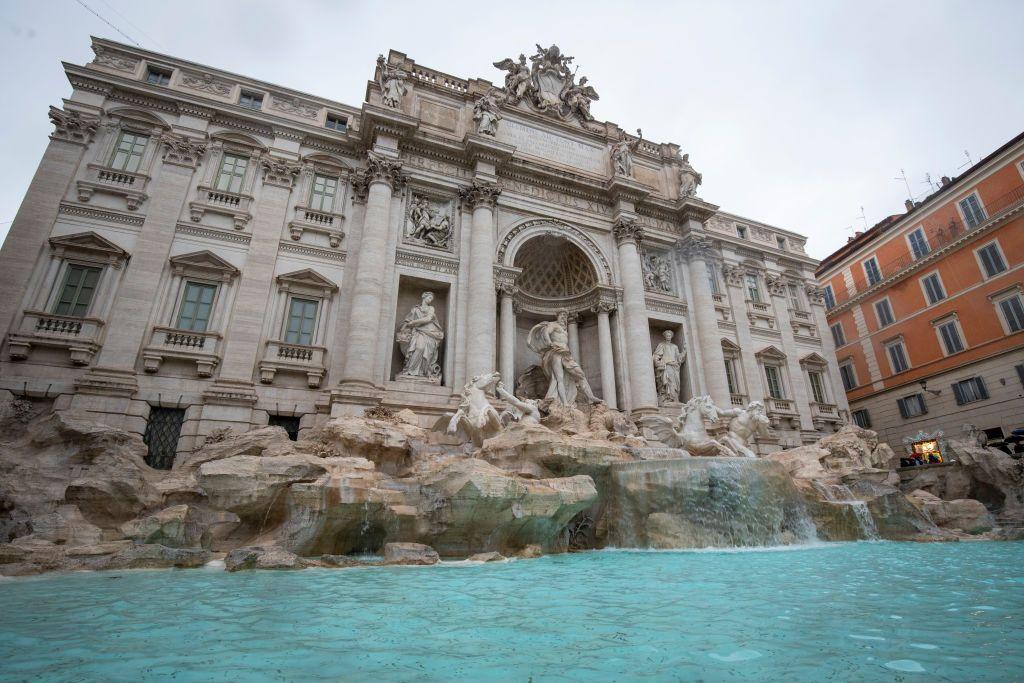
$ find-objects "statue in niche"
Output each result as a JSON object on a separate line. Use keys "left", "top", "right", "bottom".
{"left": 492, "top": 54, "right": 532, "bottom": 103}
{"left": 377, "top": 55, "right": 408, "bottom": 108}
{"left": 610, "top": 131, "right": 641, "bottom": 177}
{"left": 526, "top": 311, "right": 599, "bottom": 407}
{"left": 473, "top": 90, "right": 502, "bottom": 136}
{"left": 652, "top": 330, "right": 685, "bottom": 405}
{"left": 495, "top": 381, "right": 541, "bottom": 426}
{"left": 562, "top": 76, "right": 599, "bottom": 121}
{"left": 678, "top": 153, "right": 702, "bottom": 198}
{"left": 396, "top": 291, "right": 444, "bottom": 383}
{"left": 407, "top": 195, "right": 452, "bottom": 249}
{"left": 643, "top": 395, "right": 732, "bottom": 456}
{"left": 717, "top": 401, "right": 771, "bottom": 458}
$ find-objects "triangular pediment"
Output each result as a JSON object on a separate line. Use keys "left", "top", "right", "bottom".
{"left": 800, "top": 352, "right": 829, "bottom": 367}
{"left": 169, "top": 250, "right": 239, "bottom": 275}
{"left": 49, "top": 231, "right": 128, "bottom": 257}
{"left": 276, "top": 268, "right": 338, "bottom": 292}
{"left": 755, "top": 345, "right": 787, "bottom": 362}
{"left": 721, "top": 338, "right": 741, "bottom": 352}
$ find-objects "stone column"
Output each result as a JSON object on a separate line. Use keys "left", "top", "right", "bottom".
{"left": 766, "top": 274, "right": 814, "bottom": 431}
{"left": 681, "top": 236, "right": 731, "bottom": 406}
{"left": 593, "top": 301, "right": 618, "bottom": 409}
{"left": 460, "top": 181, "right": 501, "bottom": 380}
{"left": 339, "top": 152, "right": 404, "bottom": 391}
{"left": 0, "top": 108, "right": 99, "bottom": 339}
{"left": 89, "top": 134, "right": 207, "bottom": 378}
{"left": 612, "top": 217, "right": 658, "bottom": 414}
{"left": 498, "top": 284, "right": 516, "bottom": 386}
{"left": 567, "top": 313, "right": 581, "bottom": 361}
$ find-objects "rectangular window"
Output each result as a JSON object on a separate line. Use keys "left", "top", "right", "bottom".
{"left": 776, "top": 236, "right": 787, "bottom": 250}
{"left": 874, "top": 299, "right": 895, "bottom": 327}
{"left": 839, "top": 363, "right": 857, "bottom": 391}
{"left": 977, "top": 242, "right": 1007, "bottom": 278}
{"left": 952, "top": 377, "right": 989, "bottom": 405}
{"left": 309, "top": 174, "right": 338, "bottom": 213}
{"left": 787, "top": 284, "right": 803, "bottom": 311}
{"left": 823, "top": 284, "right": 836, "bottom": 310}
{"left": 886, "top": 341, "right": 909, "bottom": 374}
{"left": 764, "top": 365, "right": 784, "bottom": 399}
{"left": 908, "top": 228, "right": 930, "bottom": 259}
{"left": 239, "top": 91, "right": 263, "bottom": 109}
{"left": 830, "top": 322, "right": 846, "bottom": 348}
{"left": 959, "top": 194, "right": 986, "bottom": 228}
{"left": 109, "top": 131, "right": 149, "bottom": 172}
{"left": 808, "top": 371, "right": 826, "bottom": 404}
{"left": 144, "top": 407, "right": 186, "bottom": 470}
{"left": 852, "top": 409, "right": 871, "bottom": 429}
{"left": 176, "top": 282, "right": 217, "bottom": 332}
{"left": 863, "top": 257, "right": 882, "bottom": 286}
{"left": 215, "top": 154, "right": 248, "bottom": 193}
{"left": 999, "top": 294, "right": 1024, "bottom": 333}
{"left": 922, "top": 273, "right": 945, "bottom": 304}
{"left": 284, "top": 298, "right": 318, "bottom": 346}
{"left": 897, "top": 394, "right": 927, "bottom": 419}
{"left": 707, "top": 262, "right": 721, "bottom": 295}
{"left": 145, "top": 66, "right": 172, "bottom": 86}
{"left": 736, "top": 225, "right": 748, "bottom": 239}
{"left": 745, "top": 274, "right": 761, "bottom": 302}
{"left": 325, "top": 114, "right": 348, "bottom": 131}
{"left": 724, "top": 358, "right": 739, "bottom": 395}
{"left": 1017, "top": 363, "right": 1024, "bottom": 389}
{"left": 53, "top": 264, "right": 102, "bottom": 317}
{"left": 937, "top": 320, "right": 965, "bottom": 355}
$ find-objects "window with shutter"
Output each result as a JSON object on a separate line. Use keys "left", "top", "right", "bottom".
{"left": 830, "top": 323, "right": 846, "bottom": 347}
{"left": 953, "top": 377, "right": 989, "bottom": 405}
{"left": 959, "top": 194, "right": 986, "bottom": 228}
{"left": 999, "top": 295, "right": 1024, "bottom": 332}
{"left": 875, "top": 299, "right": 895, "bottom": 327}
{"left": 284, "top": 298, "right": 318, "bottom": 346}
{"left": 977, "top": 243, "right": 1006, "bottom": 277}
{"left": 839, "top": 363, "right": 856, "bottom": 391}
{"left": 922, "top": 273, "right": 945, "bottom": 304}
{"left": 852, "top": 409, "right": 871, "bottom": 428}
{"left": 863, "top": 257, "right": 882, "bottom": 286}
{"left": 938, "top": 321, "right": 965, "bottom": 355}
{"left": 908, "top": 228, "right": 929, "bottom": 259}
{"left": 823, "top": 285, "right": 835, "bottom": 310}
{"left": 53, "top": 264, "right": 102, "bottom": 317}
{"left": 176, "top": 282, "right": 217, "bottom": 332}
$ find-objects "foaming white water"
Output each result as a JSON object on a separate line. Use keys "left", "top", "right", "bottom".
{"left": 598, "top": 540, "right": 854, "bottom": 554}
{"left": 202, "top": 559, "right": 226, "bottom": 570}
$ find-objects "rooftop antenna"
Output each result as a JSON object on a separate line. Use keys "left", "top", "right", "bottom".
{"left": 957, "top": 150, "right": 973, "bottom": 170}
{"left": 856, "top": 206, "right": 868, "bottom": 230}
{"left": 894, "top": 169, "right": 915, "bottom": 203}
{"left": 922, "top": 173, "right": 938, "bottom": 192}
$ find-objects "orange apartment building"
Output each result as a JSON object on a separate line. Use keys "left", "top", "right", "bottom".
{"left": 816, "top": 131, "right": 1024, "bottom": 453}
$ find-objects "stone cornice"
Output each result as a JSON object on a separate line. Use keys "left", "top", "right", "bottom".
{"left": 605, "top": 175, "right": 651, "bottom": 204}
{"left": 463, "top": 132, "right": 515, "bottom": 166}
{"left": 359, "top": 103, "right": 419, "bottom": 144}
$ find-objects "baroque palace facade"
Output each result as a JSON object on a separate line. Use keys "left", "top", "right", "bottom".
{"left": 0, "top": 38, "right": 849, "bottom": 460}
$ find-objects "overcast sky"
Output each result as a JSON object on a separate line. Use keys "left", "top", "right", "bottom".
{"left": 1, "top": 0, "right": 1021, "bottom": 259}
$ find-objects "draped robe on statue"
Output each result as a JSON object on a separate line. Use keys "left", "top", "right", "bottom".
{"left": 527, "top": 319, "right": 596, "bottom": 406}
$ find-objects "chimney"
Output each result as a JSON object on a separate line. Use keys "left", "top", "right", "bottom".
{"left": 940, "top": 176, "right": 951, "bottom": 187}
{"left": 904, "top": 199, "right": 915, "bottom": 212}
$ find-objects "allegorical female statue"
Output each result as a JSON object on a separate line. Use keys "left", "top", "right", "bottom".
{"left": 396, "top": 291, "right": 444, "bottom": 383}
{"left": 527, "top": 311, "right": 599, "bottom": 407}
{"left": 652, "top": 329, "right": 685, "bottom": 405}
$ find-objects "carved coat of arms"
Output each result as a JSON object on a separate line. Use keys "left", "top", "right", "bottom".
{"left": 493, "top": 44, "right": 599, "bottom": 123}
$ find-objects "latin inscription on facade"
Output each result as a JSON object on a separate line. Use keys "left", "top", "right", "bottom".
{"left": 497, "top": 119, "right": 606, "bottom": 175}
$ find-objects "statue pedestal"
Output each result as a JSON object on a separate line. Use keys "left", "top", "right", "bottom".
{"left": 395, "top": 372, "right": 441, "bottom": 385}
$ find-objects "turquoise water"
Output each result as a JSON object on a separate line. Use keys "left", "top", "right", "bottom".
{"left": 1, "top": 542, "right": 1022, "bottom": 681}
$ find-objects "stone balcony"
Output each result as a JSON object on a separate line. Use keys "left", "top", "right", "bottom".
{"left": 729, "top": 393, "right": 748, "bottom": 406}
{"left": 764, "top": 396, "right": 799, "bottom": 428}
{"left": 810, "top": 401, "right": 842, "bottom": 427}
{"left": 287, "top": 205, "right": 345, "bottom": 248}
{"left": 142, "top": 326, "right": 222, "bottom": 377}
{"left": 258, "top": 340, "right": 327, "bottom": 388}
{"left": 76, "top": 163, "right": 149, "bottom": 210}
{"left": 188, "top": 185, "right": 252, "bottom": 229}
{"left": 746, "top": 300, "right": 777, "bottom": 329}
{"left": 7, "top": 311, "right": 104, "bottom": 366}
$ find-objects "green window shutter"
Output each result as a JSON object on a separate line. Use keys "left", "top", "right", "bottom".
{"left": 285, "top": 298, "right": 318, "bottom": 346}
{"left": 176, "top": 282, "right": 217, "bottom": 332}
{"left": 53, "top": 265, "right": 102, "bottom": 317}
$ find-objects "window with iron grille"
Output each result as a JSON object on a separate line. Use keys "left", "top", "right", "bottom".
{"left": 908, "top": 228, "right": 929, "bottom": 259}
{"left": 959, "top": 194, "right": 986, "bottom": 228}
{"left": 897, "top": 394, "right": 927, "bottom": 419}
{"left": 952, "top": 377, "right": 989, "bottom": 405}
{"left": 268, "top": 414, "right": 300, "bottom": 441}
{"left": 977, "top": 242, "right": 1007, "bottom": 278}
{"left": 176, "top": 282, "right": 217, "bottom": 332}
{"left": 144, "top": 407, "right": 186, "bottom": 469}
{"left": 852, "top": 409, "right": 871, "bottom": 428}
{"left": 922, "top": 273, "right": 945, "bottom": 304}
{"left": 839, "top": 363, "right": 857, "bottom": 391}
{"left": 53, "top": 264, "right": 101, "bottom": 317}
{"left": 863, "top": 257, "right": 882, "bottom": 286}
{"left": 109, "top": 131, "right": 149, "bottom": 172}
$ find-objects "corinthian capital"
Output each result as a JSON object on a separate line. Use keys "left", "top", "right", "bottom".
{"left": 363, "top": 151, "right": 406, "bottom": 190}
{"left": 804, "top": 283, "right": 826, "bottom": 305}
{"left": 160, "top": 132, "right": 207, "bottom": 168}
{"left": 459, "top": 180, "right": 502, "bottom": 209}
{"left": 48, "top": 106, "right": 99, "bottom": 145}
{"left": 678, "top": 235, "right": 712, "bottom": 261}
{"left": 260, "top": 156, "right": 303, "bottom": 189}
{"left": 612, "top": 217, "right": 644, "bottom": 246}
{"left": 764, "top": 273, "right": 786, "bottom": 297}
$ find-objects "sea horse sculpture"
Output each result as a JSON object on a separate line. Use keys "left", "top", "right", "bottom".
{"left": 642, "top": 395, "right": 733, "bottom": 456}
{"left": 447, "top": 371, "right": 503, "bottom": 446}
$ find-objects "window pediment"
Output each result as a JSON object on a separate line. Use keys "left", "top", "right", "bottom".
{"left": 210, "top": 131, "right": 268, "bottom": 153}
{"left": 755, "top": 345, "right": 787, "bottom": 362}
{"left": 49, "top": 231, "right": 129, "bottom": 267}
{"left": 799, "top": 352, "right": 829, "bottom": 368}
{"left": 169, "top": 250, "right": 239, "bottom": 282}
{"left": 276, "top": 268, "right": 338, "bottom": 297}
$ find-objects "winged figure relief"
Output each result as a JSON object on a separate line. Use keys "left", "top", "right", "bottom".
{"left": 492, "top": 54, "right": 532, "bottom": 103}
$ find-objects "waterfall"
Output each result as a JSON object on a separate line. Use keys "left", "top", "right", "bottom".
{"left": 811, "top": 481, "right": 879, "bottom": 540}
{"left": 604, "top": 458, "right": 819, "bottom": 549}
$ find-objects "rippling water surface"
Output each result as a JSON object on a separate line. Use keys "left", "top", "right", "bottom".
{"left": 1, "top": 542, "right": 1022, "bottom": 681}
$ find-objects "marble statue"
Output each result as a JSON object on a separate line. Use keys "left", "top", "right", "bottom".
{"left": 610, "top": 133, "right": 640, "bottom": 177}
{"left": 643, "top": 395, "right": 732, "bottom": 456}
{"left": 717, "top": 401, "right": 771, "bottom": 458}
{"left": 526, "top": 311, "right": 599, "bottom": 407}
{"left": 678, "top": 153, "right": 702, "bottom": 197}
{"left": 652, "top": 330, "right": 685, "bottom": 405}
{"left": 495, "top": 381, "right": 541, "bottom": 426}
{"left": 407, "top": 196, "right": 452, "bottom": 249}
{"left": 642, "top": 253, "right": 672, "bottom": 293}
{"left": 563, "top": 76, "right": 599, "bottom": 121}
{"left": 447, "top": 371, "right": 503, "bottom": 445}
{"left": 377, "top": 55, "right": 408, "bottom": 108}
{"left": 492, "top": 54, "right": 531, "bottom": 103}
{"left": 473, "top": 91, "right": 501, "bottom": 136}
{"left": 396, "top": 292, "right": 444, "bottom": 383}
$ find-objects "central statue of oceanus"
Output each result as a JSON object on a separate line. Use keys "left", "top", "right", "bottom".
{"left": 527, "top": 311, "right": 599, "bottom": 408}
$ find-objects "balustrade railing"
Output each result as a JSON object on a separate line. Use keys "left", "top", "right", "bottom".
{"left": 766, "top": 397, "right": 796, "bottom": 414}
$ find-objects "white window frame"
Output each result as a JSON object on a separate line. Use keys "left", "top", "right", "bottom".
{"left": 173, "top": 279, "right": 220, "bottom": 333}
{"left": 786, "top": 283, "right": 804, "bottom": 312}
{"left": 874, "top": 296, "right": 895, "bottom": 328}
{"left": 806, "top": 368, "right": 829, "bottom": 404}
{"left": 951, "top": 376, "right": 989, "bottom": 406}
{"left": 991, "top": 285, "right": 1024, "bottom": 335}
{"left": 932, "top": 315, "right": 967, "bottom": 356}
{"left": 884, "top": 338, "right": 910, "bottom": 375}
{"left": 744, "top": 273, "right": 762, "bottom": 303}
{"left": 897, "top": 393, "right": 927, "bottom": 419}
{"left": 974, "top": 239, "right": 1008, "bottom": 279}
{"left": 862, "top": 255, "right": 882, "bottom": 287}
{"left": 906, "top": 227, "right": 930, "bottom": 260}
{"left": 957, "top": 191, "right": 988, "bottom": 229}
{"left": 919, "top": 270, "right": 946, "bottom": 305}
{"left": 830, "top": 322, "right": 846, "bottom": 348}
{"left": 762, "top": 363, "right": 786, "bottom": 400}
{"left": 838, "top": 361, "right": 858, "bottom": 391}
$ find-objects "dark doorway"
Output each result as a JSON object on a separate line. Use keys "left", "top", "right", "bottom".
{"left": 269, "top": 414, "right": 301, "bottom": 441}
{"left": 144, "top": 407, "right": 186, "bottom": 469}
